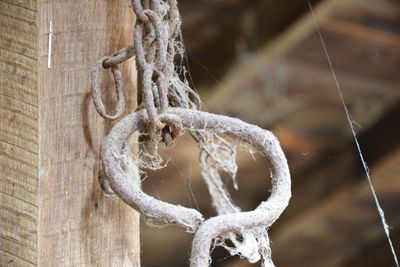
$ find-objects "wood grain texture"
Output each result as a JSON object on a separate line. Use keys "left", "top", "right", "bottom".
{"left": 1, "top": 0, "right": 140, "bottom": 266}
{"left": 37, "top": 0, "right": 139, "bottom": 266}
{"left": 0, "top": 0, "right": 39, "bottom": 266}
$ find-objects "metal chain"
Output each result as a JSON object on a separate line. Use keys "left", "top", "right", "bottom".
{"left": 93, "top": 2, "right": 292, "bottom": 266}
{"left": 91, "top": 0, "right": 181, "bottom": 143}
{"left": 91, "top": 56, "right": 127, "bottom": 120}
{"left": 132, "top": 0, "right": 181, "bottom": 142}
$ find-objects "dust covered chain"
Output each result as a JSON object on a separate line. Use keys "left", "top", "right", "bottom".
{"left": 132, "top": 0, "right": 181, "bottom": 143}
{"left": 91, "top": 1, "right": 291, "bottom": 267}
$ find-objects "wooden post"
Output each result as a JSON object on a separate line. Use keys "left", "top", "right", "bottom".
{"left": 0, "top": 1, "right": 140, "bottom": 266}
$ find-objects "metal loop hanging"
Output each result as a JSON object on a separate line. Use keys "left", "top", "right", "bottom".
{"left": 91, "top": 57, "right": 126, "bottom": 120}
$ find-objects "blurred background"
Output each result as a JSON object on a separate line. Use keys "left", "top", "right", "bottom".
{"left": 141, "top": 0, "right": 400, "bottom": 266}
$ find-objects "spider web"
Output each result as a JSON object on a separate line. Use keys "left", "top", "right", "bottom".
{"left": 307, "top": 1, "right": 399, "bottom": 266}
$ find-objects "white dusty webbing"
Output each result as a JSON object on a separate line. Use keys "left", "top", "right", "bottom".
{"left": 194, "top": 131, "right": 273, "bottom": 264}
{"left": 177, "top": 109, "right": 291, "bottom": 267}
{"left": 168, "top": 17, "right": 270, "bottom": 264}
{"left": 307, "top": 1, "right": 399, "bottom": 266}
{"left": 136, "top": 1, "right": 280, "bottom": 263}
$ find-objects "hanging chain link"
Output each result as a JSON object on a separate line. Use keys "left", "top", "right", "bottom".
{"left": 91, "top": 56, "right": 127, "bottom": 120}
{"left": 132, "top": 0, "right": 181, "bottom": 142}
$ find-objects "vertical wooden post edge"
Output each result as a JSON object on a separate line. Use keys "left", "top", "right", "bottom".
{"left": 0, "top": 0, "right": 140, "bottom": 266}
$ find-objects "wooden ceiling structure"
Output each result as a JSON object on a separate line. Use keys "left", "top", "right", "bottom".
{"left": 141, "top": 0, "right": 400, "bottom": 266}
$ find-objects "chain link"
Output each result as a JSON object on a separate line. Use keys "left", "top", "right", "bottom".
{"left": 91, "top": 56, "right": 126, "bottom": 120}
{"left": 132, "top": 0, "right": 181, "bottom": 143}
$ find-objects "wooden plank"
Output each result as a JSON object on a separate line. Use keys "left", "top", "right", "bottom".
{"left": 0, "top": 1, "right": 39, "bottom": 265}
{"left": 1, "top": 0, "right": 140, "bottom": 266}
{"left": 37, "top": 1, "right": 140, "bottom": 266}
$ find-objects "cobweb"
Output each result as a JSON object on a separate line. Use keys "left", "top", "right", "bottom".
{"left": 307, "top": 1, "right": 399, "bottom": 266}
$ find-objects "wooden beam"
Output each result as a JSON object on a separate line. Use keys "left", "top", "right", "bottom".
{"left": 0, "top": 1, "right": 140, "bottom": 266}
{"left": 0, "top": 1, "right": 39, "bottom": 265}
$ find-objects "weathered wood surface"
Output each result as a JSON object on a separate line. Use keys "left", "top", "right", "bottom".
{"left": 0, "top": 1, "right": 39, "bottom": 265}
{"left": 1, "top": 0, "right": 140, "bottom": 266}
